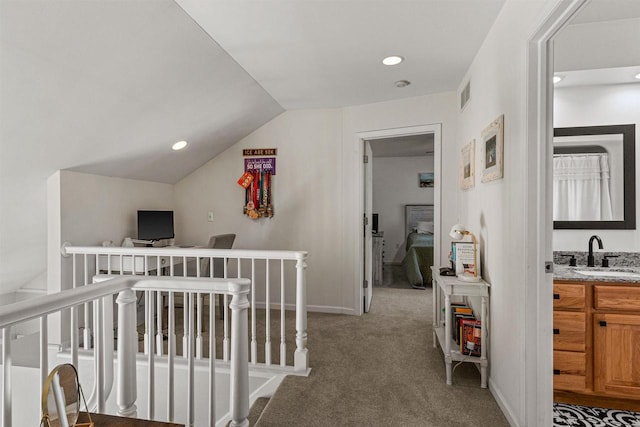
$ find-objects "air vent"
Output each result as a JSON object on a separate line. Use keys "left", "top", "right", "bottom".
{"left": 460, "top": 80, "right": 471, "bottom": 110}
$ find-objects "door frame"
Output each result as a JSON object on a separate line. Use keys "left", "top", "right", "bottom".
{"left": 354, "top": 123, "right": 442, "bottom": 315}
{"left": 525, "top": 1, "right": 587, "bottom": 425}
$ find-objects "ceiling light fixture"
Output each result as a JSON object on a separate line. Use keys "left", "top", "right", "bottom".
{"left": 395, "top": 80, "right": 411, "bottom": 88}
{"left": 172, "top": 140, "right": 188, "bottom": 151}
{"left": 553, "top": 75, "right": 564, "bottom": 84}
{"left": 382, "top": 56, "right": 403, "bottom": 66}
{"left": 635, "top": 72, "right": 640, "bottom": 80}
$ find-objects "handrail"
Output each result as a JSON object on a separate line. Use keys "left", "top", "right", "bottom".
{"left": 0, "top": 275, "right": 251, "bottom": 427}
{"left": 62, "top": 244, "right": 307, "bottom": 261}
{"left": 0, "top": 276, "right": 246, "bottom": 328}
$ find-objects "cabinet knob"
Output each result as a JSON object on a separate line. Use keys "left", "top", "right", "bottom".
{"left": 599, "top": 321, "right": 607, "bottom": 327}
{"left": 553, "top": 293, "right": 560, "bottom": 300}
{"left": 553, "top": 369, "right": 560, "bottom": 375}
{"left": 553, "top": 328, "right": 560, "bottom": 335}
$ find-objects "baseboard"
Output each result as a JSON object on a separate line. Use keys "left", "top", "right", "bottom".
{"left": 253, "top": 302, "right": 355, "bottom": 315}
{"left": 489, "top": 377, "right": 519, "bottom": 427}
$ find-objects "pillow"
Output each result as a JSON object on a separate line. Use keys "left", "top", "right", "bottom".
{"left": 417, "top": 221, "right": 434, "bottom": 234}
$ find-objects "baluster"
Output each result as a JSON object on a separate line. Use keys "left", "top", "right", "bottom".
{"left": 2, "top": 327, "right": 11, "bottom": 427}
{"left": 186, "top": 292, "right": 195, "bottom": 427}
{"left": 196, "top": 254, "right": 203, "bottom": 358}
{"left": 83, "top": 255, "right": 91, "bottom": 350}
{"left": 294, "top": 254, "right": 309, "bottom": 373}
{"left": 223, "top": 258, "right": 230, "bottom": 362}
{"left": 156, "top": 290, "right": 163, "bottom": 357}
{"left": 196, "top": 292, "right": 203, "bottom": 359}
{"left": 94, "top": 297, "right": 105, "bottom": 412}
{"left": 167, "top": 292, "right": 175, "bottom": 422}
{"left": 40, "top": 316, "right": 48, "bottom": 389}
{"left": 229, "top": 281, "right": 250, "bottom": 427}
{"left": 147, "top": 290, "right": 155, "bottom": 420}
{"left": 144, "top": 291, "right": 150, "bottom": 354}
{"left": 250, "top": 258, "right": 257, "bottom": 365}
{"left": 116, "top": 289, "right": 138, "bottom": 417}
{"left": 265, "top": 259, "right": 271, "bottom": 366}
{"left": 183, "top": 256, "right": 187, "bottom": 358}
{"left": 280, "top": 259, "right": 286, "bottom": 367}
{"left": 208, "top": 291, "right": 216, "bottom": 426}
{"left": 71, "top": 255, "right": 79, "bottom": 368}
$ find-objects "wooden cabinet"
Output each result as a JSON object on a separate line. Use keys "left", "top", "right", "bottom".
{"left": 554, "top": 280, "right": 640, "bottom": 410}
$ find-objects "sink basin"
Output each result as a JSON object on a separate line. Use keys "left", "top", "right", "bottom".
{"left": 575, "top": 269, "right": 640, "bottom": 279}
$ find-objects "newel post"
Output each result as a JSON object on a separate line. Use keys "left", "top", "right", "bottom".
{"left": 116, "top": 289, "right": 138, "bottom": 417}
{"left": 294, "top": 253, "right": 309, "bottom": 373}
{"left": 229, "top": 280, "right": 250, "bottom": 427}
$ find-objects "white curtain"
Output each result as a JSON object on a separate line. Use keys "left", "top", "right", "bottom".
{"left": 553, "top": 153, "right": 613, "bottom": 221}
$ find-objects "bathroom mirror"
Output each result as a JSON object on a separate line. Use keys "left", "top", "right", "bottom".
{"left": 553, "top": 124, "right": 635, "bottom": 230}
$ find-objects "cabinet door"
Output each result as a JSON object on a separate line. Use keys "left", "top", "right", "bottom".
{"left": 594, "top": 313, "right": 640, "bottom": 399}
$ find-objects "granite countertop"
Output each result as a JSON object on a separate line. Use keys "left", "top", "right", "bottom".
{"left": 554, "top": 264, "right": 640, "bottom": 283}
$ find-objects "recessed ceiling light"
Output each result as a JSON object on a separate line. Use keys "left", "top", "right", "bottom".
{"left": 635, "top": 72, "right": 640, "bottom": 80}
{"left": 553, "top": 75, "right": 564, "bottom": 84}
{"left": 382, "top": 56, "right": 403, "bottom": 66}
{"left": 172, "top": 140, "right": 188, "bottom": 151}
{"left": 395, "top": 80, "right": 411, "bottom": 88}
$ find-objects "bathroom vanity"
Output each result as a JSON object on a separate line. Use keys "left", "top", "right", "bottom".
{"left": 553, "top": 265, "right": 640, "bottom": 411}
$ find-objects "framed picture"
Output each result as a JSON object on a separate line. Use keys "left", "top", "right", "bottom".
{"left": 418, "top": 172, "right": 434, "bottom": 188}
{"left": 481, "top": 114, "right": 504, "bottom": 183}
{"left": 460, "top": 140, "right": 475, "bottom": 189}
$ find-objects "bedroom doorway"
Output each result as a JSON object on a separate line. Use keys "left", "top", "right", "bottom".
{"left": 356, "top": 124, "right": 442, "bottom": 315}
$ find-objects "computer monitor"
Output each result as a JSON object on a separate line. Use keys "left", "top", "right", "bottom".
{"left": 137, "top": 210, "right": 174, "bottom": 241}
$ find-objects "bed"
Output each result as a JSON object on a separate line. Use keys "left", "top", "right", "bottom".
{"left": 402, "top": 205, "right": 435, "bottom": 288}
{"left": 402, "top": 231, "right": 434, "bottom": 288}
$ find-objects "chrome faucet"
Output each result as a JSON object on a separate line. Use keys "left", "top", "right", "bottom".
{"left": 587, "top": 235, "right": 603, "bottom": 267}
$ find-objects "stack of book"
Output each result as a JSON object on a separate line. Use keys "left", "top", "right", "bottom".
{"left": 451, "top": 303, "right": 482, "bottom": 357}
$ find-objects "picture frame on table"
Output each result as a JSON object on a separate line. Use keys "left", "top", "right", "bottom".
{"left": 481, "top": 114, "right": 504, "bottom": 183}
{"left": 460, "top": 139, "right": 475, "bottom": 190}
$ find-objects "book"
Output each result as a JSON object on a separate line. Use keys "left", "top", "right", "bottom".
{"left": 452, "top": 242, "right": 480, "bottom": 277}
{"left": 453, "top": 311, "right": 475, "bottom": 344}
{"left": 460, "top": 319, "right": 482, "bottom": 356}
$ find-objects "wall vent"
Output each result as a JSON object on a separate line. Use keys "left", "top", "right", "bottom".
{"left": 460, "top": 80, "right": 471, "bottom": 110}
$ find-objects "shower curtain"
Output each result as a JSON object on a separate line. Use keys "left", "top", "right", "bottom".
{"left": 553, "top": 153, "right": 613, "bottom": 221}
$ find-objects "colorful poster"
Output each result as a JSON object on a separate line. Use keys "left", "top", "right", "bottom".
{"left": 244, "top": 157, "right": 276, "bottom": 175}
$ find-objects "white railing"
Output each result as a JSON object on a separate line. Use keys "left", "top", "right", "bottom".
{"left": 60, "top": 245, "right": 309, "bottom": 375}
{"left": 0, "top": 275, "right": 251, "bottom": 427}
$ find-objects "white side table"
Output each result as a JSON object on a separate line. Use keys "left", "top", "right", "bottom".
{"left": 431, "top": 266, "right": 490, "bottom": 388}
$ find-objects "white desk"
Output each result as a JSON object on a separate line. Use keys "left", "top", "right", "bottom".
{"left": 431, "top": 266, "right": 490, "bottom": 388}
{"left": 98, "top": 254, "right": 182, "bottom": 275}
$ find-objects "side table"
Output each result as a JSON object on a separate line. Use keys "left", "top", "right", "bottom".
{"left": 431, "top": 266, "right": 490, "bottom": 388}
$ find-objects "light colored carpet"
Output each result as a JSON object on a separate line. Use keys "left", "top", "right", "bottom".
{"left": 254, "top": 287, "right": 509, "bottom": 427}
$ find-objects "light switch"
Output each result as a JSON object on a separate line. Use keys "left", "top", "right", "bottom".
{"left": 207, "top": 211, "right": 214, "bottom": 222}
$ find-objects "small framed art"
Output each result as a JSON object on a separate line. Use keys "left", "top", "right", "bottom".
{"left": 481, "top": 114, "right": 504, "bottom": 183}
{"left": 418, "top": 172, "right": 434, "bottom": 188}
{"left": 460, "top": 140, "right": 475, "bottom": 190}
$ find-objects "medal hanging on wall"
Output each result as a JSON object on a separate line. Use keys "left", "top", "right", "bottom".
{"left": 238, "top": 157, "right": 275, "bottom": 220}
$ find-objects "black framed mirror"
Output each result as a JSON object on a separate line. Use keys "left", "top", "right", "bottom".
{"left": 553, "top": 124, "right": 636, "bottom": 230}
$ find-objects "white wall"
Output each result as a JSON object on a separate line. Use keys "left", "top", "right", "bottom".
{"left": 372, "top": 156, "right": 434, "bottom": 263}
{"left": 553, "top": 83, "right": 640, "bottom": 251}
{"left": 454, "top": 1, "right": 558, "bottom": 425}
{"left": 175, "top": 92, "right": 457, "bottom": 314}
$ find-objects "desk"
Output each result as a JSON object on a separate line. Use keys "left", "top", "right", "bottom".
{"left": 431, "top": 266, "right": 490, "bottom": 388}
{"left": 98, "top": 254, "right": 182, "bottom": 275}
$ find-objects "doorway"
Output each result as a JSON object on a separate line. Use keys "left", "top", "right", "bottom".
{"left": 355, "top": 124, "right": 442, "bottom": 314}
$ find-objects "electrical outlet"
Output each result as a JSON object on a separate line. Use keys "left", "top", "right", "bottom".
{"left": 207, "top": 211, "right": 214, "bottom": 222}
